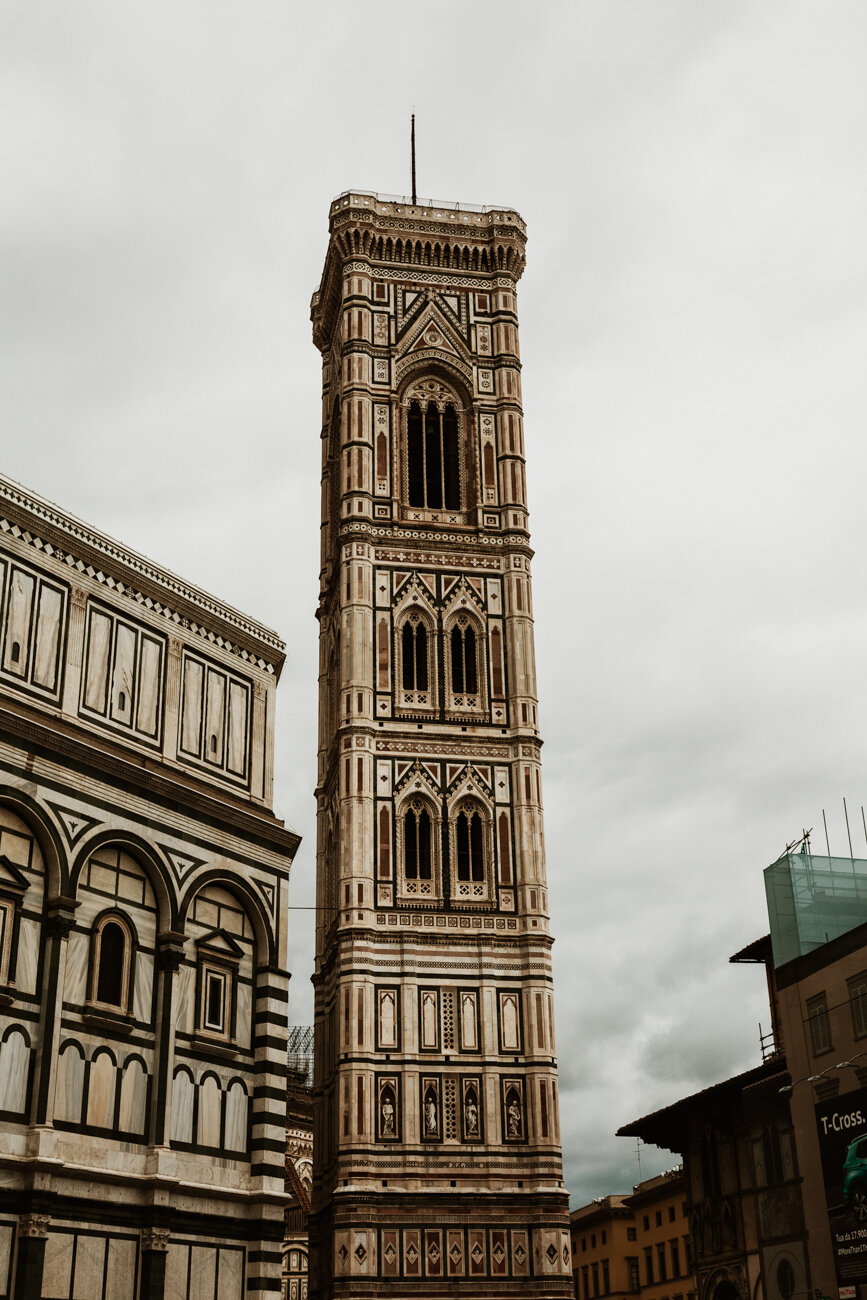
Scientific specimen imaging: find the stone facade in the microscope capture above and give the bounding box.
[0,474,299,1299]
[309,191,572,1297]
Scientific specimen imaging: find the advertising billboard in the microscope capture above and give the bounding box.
[815,1087,867,1285]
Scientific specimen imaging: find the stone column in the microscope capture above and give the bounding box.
[32,899,77,1127]
[139,1226,171,1300]
[150,933,185,1148]
[14,1212,50,1298]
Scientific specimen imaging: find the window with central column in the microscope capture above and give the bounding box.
[407,399,460,510]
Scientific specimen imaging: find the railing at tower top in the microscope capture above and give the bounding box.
[330,188,514,216]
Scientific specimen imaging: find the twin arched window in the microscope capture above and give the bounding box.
[407,400,460,511]
[397,798,490,903]
[397,611,482,712]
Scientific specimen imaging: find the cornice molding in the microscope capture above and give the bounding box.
[0,477,284,676]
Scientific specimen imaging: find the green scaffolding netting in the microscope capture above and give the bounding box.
[764,851,867,967]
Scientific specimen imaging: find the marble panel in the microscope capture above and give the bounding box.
[189,1246,216,1300]
[15,916,39,995]
[204,669,225,765]
[105,1235,137,1300]
[109,622,136,725]
[55,1043,85,1125]
[197,1075,221,1148]
[83,608,111,713]
[224,1080,247,1154]
[175,963,194,1033]
[235,982,251,1049]
[0,1028,29,1114]
[72,1233,106,1300]
[43,1232,74,1299]
[63,930,89,1005]
[217,1246,244,1299]
[119,1059,147,1136]
[133,953,153,1023]
[164,1243,189,1300]
[136,634,162,737]
[0,1223,11,1293]
[180,657,204,756]
[86,1052,116,1129]
[227,681,248,777]
[3,568,34,677]
[32,580,63,691]
[170,1069,194,1144]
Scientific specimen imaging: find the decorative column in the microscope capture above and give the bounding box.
[14,1212,51,1298]
[149,932,185,1149]
[139,1226,171,1300]
[32,899,78,1127]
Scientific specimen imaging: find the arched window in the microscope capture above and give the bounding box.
[396,796,440,904]
[404,803,432,881]
[456,807,484,882]
[406,398,460,511]
[401,619,428,692]
[96,923,125,1004]
[450,621,477,695]
[90,914,133,1012]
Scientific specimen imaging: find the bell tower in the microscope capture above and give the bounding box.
[309,190,572,1298]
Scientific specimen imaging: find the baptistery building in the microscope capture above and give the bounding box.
[0,474,298,1300]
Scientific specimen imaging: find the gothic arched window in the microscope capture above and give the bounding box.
[450,621,477,695]
[403,374,465,515]
[401,619,429,692]
[404,804,432,882]
[456,807,484,883]
[396,796,441,905]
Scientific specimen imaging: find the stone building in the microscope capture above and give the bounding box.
[618,941,806,1300]
[0,474,298,1298]
[309,190,572,1296]
[570,1169,696,1300]
[283,1026,314,1300]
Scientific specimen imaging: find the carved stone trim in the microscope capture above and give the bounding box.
[141,1227,171,1252]
[18,1213,50,1239]
[0,506,280,674]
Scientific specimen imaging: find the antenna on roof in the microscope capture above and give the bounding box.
[411,113,417,206]
[845,797,855,859]
[823,808,831,856]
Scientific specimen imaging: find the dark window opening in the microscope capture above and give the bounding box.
[407,400,460,510]
[96,921,126,1006]
[405,805,432,880]
[401,620,428,692]
[10,642,20,664]
[450,623,477,695]
[205,970,226,1031]
[456,808,484,882]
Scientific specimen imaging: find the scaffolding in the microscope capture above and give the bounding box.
[287,1026,313,1086]
[764,851,867,967]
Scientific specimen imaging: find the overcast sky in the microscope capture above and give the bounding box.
[4,0,867,1207]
